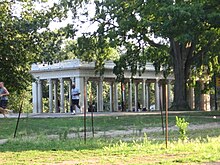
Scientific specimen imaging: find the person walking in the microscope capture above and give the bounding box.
[71,83,80,115]
[0,82,9,109]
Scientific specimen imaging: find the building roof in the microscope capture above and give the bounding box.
[30,59,174,81]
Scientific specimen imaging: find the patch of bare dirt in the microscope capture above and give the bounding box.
[0,139,8,145]
[65,122,220,139]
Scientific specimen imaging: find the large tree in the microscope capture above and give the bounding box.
[88,0,220,110]
[0,0,74,92]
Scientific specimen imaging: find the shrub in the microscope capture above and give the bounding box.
[176,116,189,141]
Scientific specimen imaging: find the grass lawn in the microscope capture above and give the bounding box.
[0,111,220,164]
[1,111,220,139]
[0,137,220,164]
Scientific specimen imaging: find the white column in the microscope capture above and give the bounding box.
[100,80,103,112]
[129,79,133,111]
[146,82,149,110]
[60,78,65,113]
[75,77,84,113]
[159,83,163,110]
[167,80,172,108]
[68,79,72,112]
[188,87,195,109]
[122,83,126,111]
[142,79,146,110]
[37,79,43,113]
[114,81,118,111]
[86,78,89,112]
[32,81,38,113]
[54,80,58,113]
[48,79,53,113]
[134,82,138,111]
[97,78,103,112]
[155,79,160,110]
[70,77,75,113]
[96,82,99,111]
[83,77,88,113]
[110,82,113,112]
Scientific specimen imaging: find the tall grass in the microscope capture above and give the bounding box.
[0,135,220,164]
[1,114,219,139]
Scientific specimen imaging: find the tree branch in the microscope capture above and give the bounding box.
[189,41,212,63]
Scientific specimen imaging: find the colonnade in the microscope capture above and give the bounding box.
[32,77,173,113]
[33,77,82,113]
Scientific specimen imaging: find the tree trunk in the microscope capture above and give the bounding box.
[170,40,191,111]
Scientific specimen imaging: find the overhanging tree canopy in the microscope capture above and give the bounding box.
[87,0,220,110]
[0,0,74,92]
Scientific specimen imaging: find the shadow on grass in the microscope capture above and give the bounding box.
[0,138,110,152]
[2,126,220,153]
[1,111,220,152]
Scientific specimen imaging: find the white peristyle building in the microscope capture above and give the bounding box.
[30,59,174,113]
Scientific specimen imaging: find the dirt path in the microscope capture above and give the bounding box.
[0,139,8,145]
[1,110,211,119]
[46,122,220,140]
[1,122,219,144]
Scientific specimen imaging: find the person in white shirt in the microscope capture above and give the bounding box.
[71,83,80,114]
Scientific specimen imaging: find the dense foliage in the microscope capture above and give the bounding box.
[0,0,74,92]
[1,0,220,111]
[87,0,220,110]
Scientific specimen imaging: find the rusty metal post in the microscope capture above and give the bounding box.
[14,100,24,138]
[83,77,87,144]
[214,73,217,111]
[159,83,165,135]
[165,84,169,148]
[91,105,94,137]
[89,88,94,137]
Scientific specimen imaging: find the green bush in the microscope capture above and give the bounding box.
[176,116,189,141]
